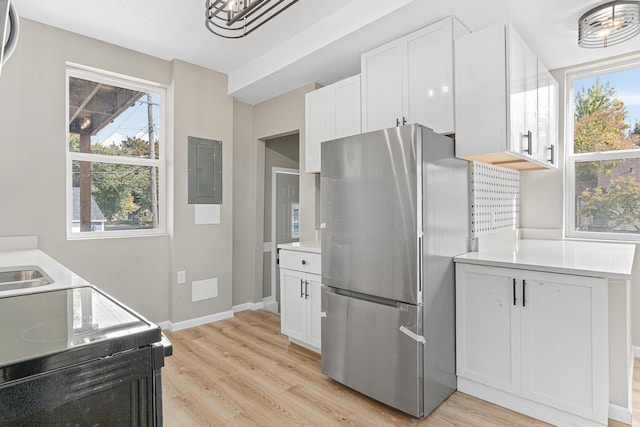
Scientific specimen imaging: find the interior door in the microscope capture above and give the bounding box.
[274,170,299,311]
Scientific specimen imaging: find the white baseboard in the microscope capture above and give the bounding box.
[232,301,265,313]
[609,403,632,425]
[633,346,640,358]
[457,377,607,427]
[161,310,234,332]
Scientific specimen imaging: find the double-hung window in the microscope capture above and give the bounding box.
[66,66,166,238]
[566,57,640,240]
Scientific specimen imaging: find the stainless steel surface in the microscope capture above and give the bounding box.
[321,287,424,417]
[0,0,19,69]
[321,125,421,305]
[0,266,53,289]
[320,124,469,418]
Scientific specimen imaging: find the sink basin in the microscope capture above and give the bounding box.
[0,267,53,290]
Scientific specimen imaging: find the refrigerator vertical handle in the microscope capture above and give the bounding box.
[418,234,423,293]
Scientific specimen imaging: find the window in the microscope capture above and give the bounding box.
[66,67,165,238]
[566,57,640,240]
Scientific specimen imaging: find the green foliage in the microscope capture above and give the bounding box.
[72,136,158,225]
[578,176,640,231]
[574,77,640,233]
[574,78,638,154]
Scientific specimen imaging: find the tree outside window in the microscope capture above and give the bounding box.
[67,68,165,238]
[571,67,640,237]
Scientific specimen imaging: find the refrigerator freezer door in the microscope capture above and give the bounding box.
[321,287,424,417]
[321,125,421,304]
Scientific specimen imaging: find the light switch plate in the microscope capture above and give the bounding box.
[177,270,186,284]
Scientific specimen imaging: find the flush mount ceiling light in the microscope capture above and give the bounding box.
[579,1,640,48]
[205,0,300,39]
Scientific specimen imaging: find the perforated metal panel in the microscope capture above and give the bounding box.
[470,162,520,239]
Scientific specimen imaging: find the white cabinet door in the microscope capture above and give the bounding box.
[456,264,520,394]
[280,268,307,342]
[304,89,330,174]
[306,273,322,350]
[304,75,361,174]
[536,61,558,166]
[507,28,538,158]
[332,75,361,140]
[361,42,403,132]
[405,18,455,134]
[520,271,608,423]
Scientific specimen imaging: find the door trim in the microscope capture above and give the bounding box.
[271,167,299,312]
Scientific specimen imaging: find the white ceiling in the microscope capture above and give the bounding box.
[12,0,640,105]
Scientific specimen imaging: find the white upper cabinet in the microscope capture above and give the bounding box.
[361,17,469,135]
[455,24,558,170]
[304,75,361,174]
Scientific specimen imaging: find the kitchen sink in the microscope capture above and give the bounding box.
[0,267,53,291]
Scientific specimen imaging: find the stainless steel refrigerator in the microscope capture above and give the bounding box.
[320,124,469,418]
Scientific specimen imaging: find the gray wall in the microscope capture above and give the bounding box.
[232,84,318,306]
[0,19,234,324]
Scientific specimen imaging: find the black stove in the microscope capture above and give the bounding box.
[0,286,171,426]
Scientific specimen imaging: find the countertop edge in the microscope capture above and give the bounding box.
[277,241,321,254]
[453,256,632,280]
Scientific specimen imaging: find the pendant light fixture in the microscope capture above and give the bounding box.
[205,0,299,39]
[579,1,640,48]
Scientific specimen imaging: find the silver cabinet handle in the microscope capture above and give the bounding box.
[547,144,555,164]
[300,279,304,298]
[523,130,532,154]
[305,280,309,299]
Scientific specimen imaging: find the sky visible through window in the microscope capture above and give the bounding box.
[92,95,160,146]
[574,67,640,131]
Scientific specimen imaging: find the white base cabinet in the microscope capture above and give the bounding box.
[279,249,321,352]
[456,263,608,426]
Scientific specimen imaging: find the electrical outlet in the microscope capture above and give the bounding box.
[177,270,186,284]
[263,242,272,252]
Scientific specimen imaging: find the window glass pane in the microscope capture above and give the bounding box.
[71,161,160,233]
[68,76,160,159]
[573,68,640,154]
[575,158,640,234]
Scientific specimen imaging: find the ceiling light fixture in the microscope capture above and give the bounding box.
[205,0,299,39]
[579,1,640,48]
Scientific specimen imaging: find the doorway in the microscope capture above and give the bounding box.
[262,134,299,314]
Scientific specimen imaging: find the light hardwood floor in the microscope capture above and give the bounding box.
[162,310,635,426]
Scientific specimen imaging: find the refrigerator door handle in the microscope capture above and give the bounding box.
[399,326,426,344]
[418,234,423,293]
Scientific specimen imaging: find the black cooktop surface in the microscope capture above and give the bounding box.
[0,286,161,384]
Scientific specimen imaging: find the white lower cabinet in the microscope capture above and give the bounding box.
[456,263,608,426]
[279,249,321,352]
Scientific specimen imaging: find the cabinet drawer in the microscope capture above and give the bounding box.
[280,250,321,275]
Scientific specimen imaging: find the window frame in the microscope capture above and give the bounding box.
[65,65,167,240]
[565,55,640,241]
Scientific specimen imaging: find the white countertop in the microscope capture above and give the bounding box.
[0,237,89,297]
[277,240,321,254]
[455,239,636,280]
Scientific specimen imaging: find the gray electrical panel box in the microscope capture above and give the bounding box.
[188,136,222,204]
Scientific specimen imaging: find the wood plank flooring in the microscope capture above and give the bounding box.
[162,310,633,426]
